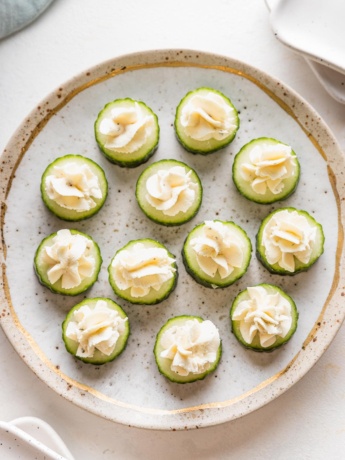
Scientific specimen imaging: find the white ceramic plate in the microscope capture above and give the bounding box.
[265,0,345,104]
[1,50,344,430]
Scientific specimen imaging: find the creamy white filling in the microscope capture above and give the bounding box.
[145,165,197,216]
[111,242,176,298]
[98,102,155,154]
[232,286,292,348]
[43,229,95,289]
[45,162,102,212]
[190,220,244,279]
[240,142,296,195]
[65,300,127,358]
[180,92,236,141]
[160,319,220,376]
[262,209,317,272]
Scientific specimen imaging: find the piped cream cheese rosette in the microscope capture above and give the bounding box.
[230,284,298,352]
[34,229,102,295]
[136,159,203,226]
[154,315,222,383]
[182,220,252,288]
[94,98,159,167]
[256,207,325,275]
[108,238,178,305]
[62,298,130,364]
[232,138,300,204]
[174,87,239,154]
[41,155,108,221]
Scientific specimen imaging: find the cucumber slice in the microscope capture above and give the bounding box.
[154,315,222,383]
[41,154,108,221]
[62,297,130,365]
[182,220,252,288]
[174,87,239,154]
[94,98,159,167]
[108,238,177,305]
[135,159,203,226]
[232,137,300,204]
[256,207,325,275]
[230,284,298,352]
[34,229,102,296]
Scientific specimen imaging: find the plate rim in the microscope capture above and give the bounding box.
[1,48,345,430]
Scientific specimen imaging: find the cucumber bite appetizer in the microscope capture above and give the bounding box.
[230,284,298,352]
[174,87,239,154]
[135,159,203,226]
[256,207,325,275]
[41,154,108,221]
[94,98,159,167]
[182,220,252,288]
[154,315,221,383]
[108,238,177,304]
[232,137,300,204]
[62,297,129,364]
[34,229,102,296]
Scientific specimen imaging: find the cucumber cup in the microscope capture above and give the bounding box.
[182,220,252,288]
[230,284,298,352]
[135,159,203,226]
[174,87,239,154]
[41,155,108,221]
[108,238,177,305]
[232,137,300,204]
[62,297,130,364]
[154,315,222,383]
[94,98,159,167]
[34,229,102,296]
[256,207,325,275]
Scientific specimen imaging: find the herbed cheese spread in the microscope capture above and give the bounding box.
[160,319,220,376]
[240,142,296,195]
[98,102,155,154]
[45,162,102,212]
[232,286,292,348]
[43,229,95,289]
[262,209,316,272]
[180,91,236,141]
[145,165,197,216]
[65,299,127,358]
[111,242,176,298]
[190,221,244,279]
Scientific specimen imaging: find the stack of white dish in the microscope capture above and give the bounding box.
[266,0,345,103]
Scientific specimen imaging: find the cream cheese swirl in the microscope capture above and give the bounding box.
[232,286,292,348]
[98,102,155,154]
[262,209,317,272]
[180,91,236,141]
[190,221,244,279]
[145,166,196,216]
[111,242,176,298]
[160,319,220,376]
[65,300,127,358]
[43,229,95,289]
[240,142,296,195]
[45,162,102,212]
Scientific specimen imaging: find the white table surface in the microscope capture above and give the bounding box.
[1,0,345,458]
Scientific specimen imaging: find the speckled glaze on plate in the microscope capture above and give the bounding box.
[0,49,344,430]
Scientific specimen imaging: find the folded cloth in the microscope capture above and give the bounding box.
[0,0,54,39]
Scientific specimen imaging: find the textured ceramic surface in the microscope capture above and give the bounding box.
[0,49,344,430]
